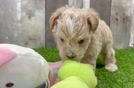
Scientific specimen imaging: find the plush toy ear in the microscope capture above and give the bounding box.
[49,6,68,31]
[86,9,99,32]
[0,47,16,66]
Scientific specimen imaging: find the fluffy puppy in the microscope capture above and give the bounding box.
[49,6,118,72]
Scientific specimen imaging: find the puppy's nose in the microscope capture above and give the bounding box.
[66,52,76,59]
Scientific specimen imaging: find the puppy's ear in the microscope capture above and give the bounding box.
[86,9,99,32]
[49,7,67,31]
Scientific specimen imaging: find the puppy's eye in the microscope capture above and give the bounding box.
[78,39,84,44]
[60,38,64,42]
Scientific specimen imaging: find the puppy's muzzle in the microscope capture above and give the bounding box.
[66,52,76,59]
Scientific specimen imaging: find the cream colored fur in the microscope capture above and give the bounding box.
[50,6,118,72]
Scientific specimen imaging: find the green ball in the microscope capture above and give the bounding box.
[51,76,89,88]
[58,60,97,88]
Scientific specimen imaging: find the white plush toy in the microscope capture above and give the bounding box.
[0,44,49,88]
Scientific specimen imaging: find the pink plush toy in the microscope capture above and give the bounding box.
[49,61,63,86]
[0,44,49,88]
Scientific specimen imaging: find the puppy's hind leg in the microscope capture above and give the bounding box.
[103,44,118,72]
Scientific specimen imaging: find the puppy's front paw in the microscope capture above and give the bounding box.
[105,64,118,72]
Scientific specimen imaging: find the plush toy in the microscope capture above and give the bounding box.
[49,61,63,86]
[52,60,97,88]
[0,44,49,88]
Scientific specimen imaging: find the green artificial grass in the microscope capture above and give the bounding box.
[35,48,134,88]
[35,48,60,62]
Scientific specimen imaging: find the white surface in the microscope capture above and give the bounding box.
[0,44,49,88]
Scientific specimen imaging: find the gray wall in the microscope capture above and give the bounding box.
[0,0,20,45]
[0,0,133,48]
[129,1,134,47]
[45,0,68,48]
[0,0,45,48]
[110,0,133,48]
[90,0,111,26]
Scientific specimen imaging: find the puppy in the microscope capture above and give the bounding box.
[49,6,118,72]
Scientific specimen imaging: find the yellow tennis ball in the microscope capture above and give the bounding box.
[58,60,97,88]
[51,76,88,88]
